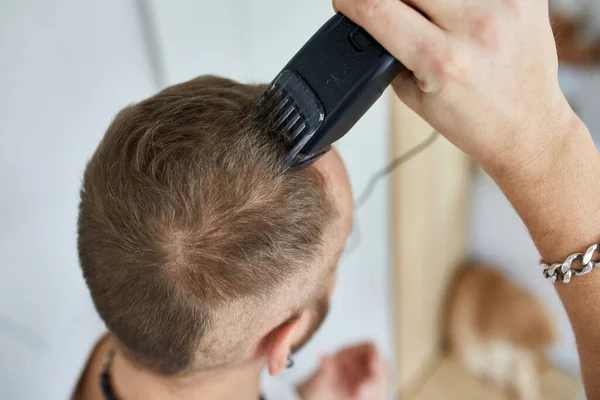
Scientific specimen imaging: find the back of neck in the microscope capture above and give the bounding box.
[110,348,263,400]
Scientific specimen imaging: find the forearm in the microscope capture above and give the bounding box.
[487,113,600,396]
[490,114,600,261]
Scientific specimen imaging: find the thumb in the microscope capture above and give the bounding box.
[319,355,336,376]
[353,381,376,400]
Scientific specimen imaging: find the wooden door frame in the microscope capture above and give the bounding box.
[389,95,472,396]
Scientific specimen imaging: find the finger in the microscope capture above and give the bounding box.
[365,351,387,385]
[403,0,465,29]
[350,344,378,379]
[333,0,448,76]
[358,343,377,361]
[320,355,333,372]
[392,72,425,116]
[354,381,376,400]
[362,344,382,377]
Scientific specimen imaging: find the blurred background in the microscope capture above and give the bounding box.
[1,1,599,399]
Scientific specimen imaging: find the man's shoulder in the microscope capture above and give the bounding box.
[72,333,112,400]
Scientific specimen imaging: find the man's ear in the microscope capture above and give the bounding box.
[266,313,307,376]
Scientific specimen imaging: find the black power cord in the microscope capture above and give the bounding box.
[344,130,440,257]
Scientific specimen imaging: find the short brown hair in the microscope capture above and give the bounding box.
[78,76,333,375]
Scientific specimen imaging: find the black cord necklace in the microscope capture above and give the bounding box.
[100,348,119,400]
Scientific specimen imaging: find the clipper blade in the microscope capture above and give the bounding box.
[259,70,325,167]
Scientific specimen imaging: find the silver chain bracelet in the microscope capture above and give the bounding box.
[541,244,600,283]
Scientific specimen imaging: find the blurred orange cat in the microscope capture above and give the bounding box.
[446,264,555,400]
[551,11,600,65]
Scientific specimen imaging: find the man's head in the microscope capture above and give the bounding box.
[78,76,353,377]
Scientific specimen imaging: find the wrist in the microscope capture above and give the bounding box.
[484,105,600,262]
[483,104,589,185]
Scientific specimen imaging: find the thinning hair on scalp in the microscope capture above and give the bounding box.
[77,76,334,375]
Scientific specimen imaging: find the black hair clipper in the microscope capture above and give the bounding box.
[259,13,404,169]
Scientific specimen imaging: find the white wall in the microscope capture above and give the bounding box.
[0,1,156,398]
[149,0,396,386]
